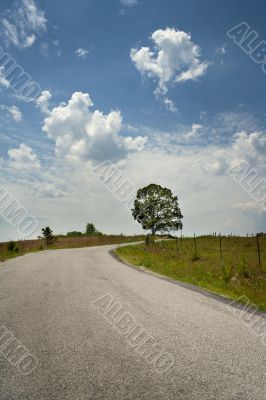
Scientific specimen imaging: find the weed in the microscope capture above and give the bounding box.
[191,251,200,261]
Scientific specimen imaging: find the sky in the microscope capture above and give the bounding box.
[0,0,266,240]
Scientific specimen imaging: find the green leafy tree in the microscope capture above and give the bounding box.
[132,184,183,235]
[85,223,96,235]
[42,227,55,247]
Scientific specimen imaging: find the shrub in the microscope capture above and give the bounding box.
[67,231,83,237]
[7,241,16,252]
[191,251,200,261]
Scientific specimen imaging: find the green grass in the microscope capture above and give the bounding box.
[115,236,266,311]
[0,235,146,262]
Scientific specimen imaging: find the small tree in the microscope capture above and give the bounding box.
[132,184,183,236]
[85,223,96,235]
[42,227,55,247]
[7,241,16,252]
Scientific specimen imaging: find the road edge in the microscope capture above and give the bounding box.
[110,249,266,317]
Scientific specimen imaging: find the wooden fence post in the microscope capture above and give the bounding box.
[256,235,261,269]
[175,238,178,253]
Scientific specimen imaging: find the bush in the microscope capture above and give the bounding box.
[191,251,200,261]
[67,231,83,237]
[7,241,16,252]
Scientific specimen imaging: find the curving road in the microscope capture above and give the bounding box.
[0,244,265,399]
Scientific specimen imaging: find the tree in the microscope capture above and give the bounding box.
[132,184,183,235]
[85,223,96,235]
[41,227,55,247]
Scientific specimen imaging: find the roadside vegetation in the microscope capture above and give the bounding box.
[2,181,265,312]
[116,236,266,311]
[0,221,146,262]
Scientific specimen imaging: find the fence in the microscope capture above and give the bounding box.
[147,234,266,271]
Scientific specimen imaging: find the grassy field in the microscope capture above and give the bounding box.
[0,234,146,262]
[115,236,266,311]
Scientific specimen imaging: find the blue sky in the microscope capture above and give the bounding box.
[0,0,266,240]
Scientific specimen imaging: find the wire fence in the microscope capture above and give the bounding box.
[147,234,266,272]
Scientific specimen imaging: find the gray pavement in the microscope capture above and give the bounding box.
[0,244,265,399]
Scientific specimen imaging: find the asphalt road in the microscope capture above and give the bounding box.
[0,244,265,400]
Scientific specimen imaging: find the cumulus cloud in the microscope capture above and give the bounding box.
[8,143,41,170]
[184,124,204,141]
[0,105,22,121]
[8,106,22,121]
[36,90,52,113]
[131,27,208,110]
[141,115,266,178]
[75,48,89,59]
[231,131,266,165]
[203,151,229,175]
[1,115,266,240]
[124,136,147,151]
[203,131,266,176]
[42,92,147,163]
[1,0,47,49]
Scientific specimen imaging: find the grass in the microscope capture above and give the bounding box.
[115,236,266,311]
[0,234,146,262]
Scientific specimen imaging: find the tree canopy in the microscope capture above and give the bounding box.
[41,226,55,247]
[132,184,183,235]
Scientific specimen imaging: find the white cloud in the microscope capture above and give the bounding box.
[204,151,229,175]
[0,67,11,88]
[215,45,227,55]
[8,143,41,170]
[142,122,206,151]
[175,61,208,83]
[8,106,22,121]
[32,181,67,198]
[131,27,208,110]
[185,123,204,140]
[124,136,147,151]
[42,92,147,162]
[163,97,178,113]
[231,202,263,212]
[36,90,52,114]
[202,130,266,176]
[1,120,266,240]
[120,0,138,7]
[40,42,49,57]
[0,105,22,122]
[231,131,266,165]
[1,105,265,241]
[75,48,89,59]
[1,0,47,49]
